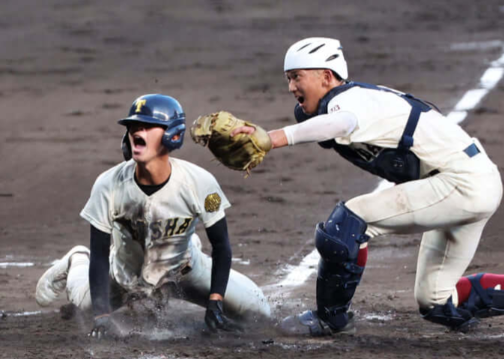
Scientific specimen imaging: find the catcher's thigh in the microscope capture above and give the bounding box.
[177,237,271,319]
[345,168,502,238]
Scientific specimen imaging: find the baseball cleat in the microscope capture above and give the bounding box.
[35,245,89,307]
[279,310,356,337]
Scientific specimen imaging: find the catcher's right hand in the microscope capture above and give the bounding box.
[190,111,272,175]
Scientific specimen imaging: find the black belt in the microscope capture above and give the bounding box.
[463,143,480,157]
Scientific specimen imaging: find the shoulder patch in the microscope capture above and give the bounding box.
[204,193,221,213]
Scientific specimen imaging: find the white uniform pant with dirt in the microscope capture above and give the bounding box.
[65,253,92,309]
[176,236,271,319]
[58,235,271,318]
[345,153,503,309]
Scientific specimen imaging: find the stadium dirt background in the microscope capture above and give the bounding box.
[1,0,504,358]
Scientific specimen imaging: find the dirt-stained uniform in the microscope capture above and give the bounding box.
[76,157,270,316]
[36,95,271,329]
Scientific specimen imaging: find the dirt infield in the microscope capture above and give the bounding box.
[1,1,504,358]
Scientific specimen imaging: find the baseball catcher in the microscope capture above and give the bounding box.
[230,37,504,336]
[190,111,272,175]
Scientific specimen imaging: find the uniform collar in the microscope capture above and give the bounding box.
[317,81,355,115]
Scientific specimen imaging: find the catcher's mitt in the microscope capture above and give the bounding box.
[190,111,272,175]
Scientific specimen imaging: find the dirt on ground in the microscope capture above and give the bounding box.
[1,1,504,358]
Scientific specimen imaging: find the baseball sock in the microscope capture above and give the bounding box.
[357,246,368,268]
[456,273,504,305]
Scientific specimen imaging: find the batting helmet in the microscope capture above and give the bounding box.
[284,37,348,80]
[118,94,186,161]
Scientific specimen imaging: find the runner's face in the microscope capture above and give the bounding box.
[128,123,168,163]
[285,69,328,115]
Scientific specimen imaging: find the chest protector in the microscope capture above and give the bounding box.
[295,82,437,184]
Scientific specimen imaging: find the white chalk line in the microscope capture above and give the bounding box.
[269,46,504,291]
[0,262,34,268]
[1,309,59,317]
[363,313,394,321]
[447,52,504,124]
[232,257,250,265]
[450,40,503,51]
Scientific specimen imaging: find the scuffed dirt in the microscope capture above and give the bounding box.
[1,0,504,358]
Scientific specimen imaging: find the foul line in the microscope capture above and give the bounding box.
[273,47,504,289]
[0,262,34,268]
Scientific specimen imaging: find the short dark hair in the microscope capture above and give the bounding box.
[331,70,343,82]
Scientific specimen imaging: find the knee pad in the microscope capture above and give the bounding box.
[315,202,369,263]
[461,273,504,318]
[314,202,369,330]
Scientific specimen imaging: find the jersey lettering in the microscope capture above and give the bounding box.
[164,218,179,237]
[150,220,163,240]
[175,218,193,235]
[128,217,193,242]
[130,219,147,240]
[329,104,341,113]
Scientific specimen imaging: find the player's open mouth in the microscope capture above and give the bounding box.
[297,96,305,104]
[133,135,146,148]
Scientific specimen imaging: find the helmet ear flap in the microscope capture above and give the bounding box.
[162,123,186,151]
[121,132,132,161]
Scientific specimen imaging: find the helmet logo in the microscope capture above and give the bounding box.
[135,99,147,113]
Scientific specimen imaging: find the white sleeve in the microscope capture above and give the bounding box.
[283,111,358,145]
[80,171,114,234]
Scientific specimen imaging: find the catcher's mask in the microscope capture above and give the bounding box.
[118,94,186,161]
[284,37,348,80]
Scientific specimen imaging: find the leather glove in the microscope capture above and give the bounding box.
[205,300,243,333]
[191,111,272,176]
[88,314,112,339]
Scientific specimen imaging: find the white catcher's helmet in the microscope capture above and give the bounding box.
[284,37,348,80]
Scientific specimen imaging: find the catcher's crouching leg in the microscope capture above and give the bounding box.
[280,202,369,336]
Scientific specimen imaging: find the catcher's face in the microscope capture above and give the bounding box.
[127,122,169,163]
[285,69,330,115]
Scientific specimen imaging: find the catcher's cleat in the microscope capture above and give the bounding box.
[35,245,90,307]
[420,296,480,332]
[462,273,504,319]
[279,310,356,337]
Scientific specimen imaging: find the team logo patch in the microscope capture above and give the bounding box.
[204,193,221,212]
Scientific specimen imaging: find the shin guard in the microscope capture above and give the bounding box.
[315,202,369,330]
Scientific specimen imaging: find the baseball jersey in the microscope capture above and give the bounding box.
[80,157,230,288]
[323,85,490,177]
